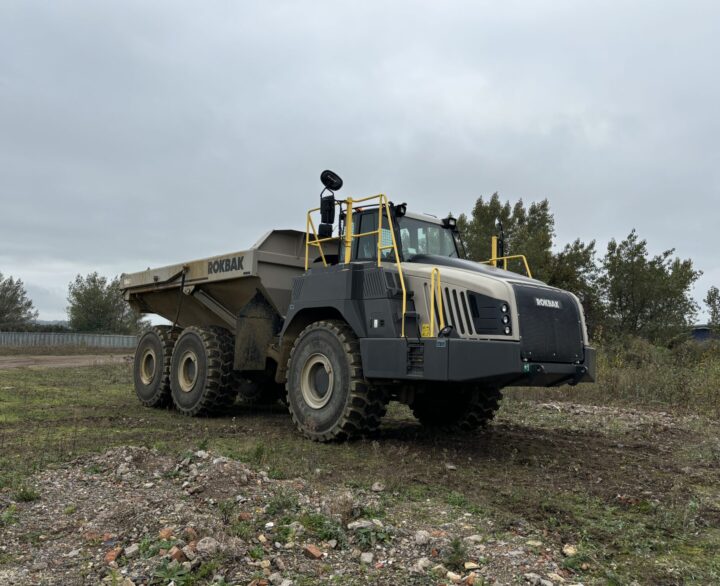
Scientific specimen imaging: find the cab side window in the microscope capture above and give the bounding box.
[356,212,378,260]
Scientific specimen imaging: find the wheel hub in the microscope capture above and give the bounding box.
[178,350,199,393]
[300,353,334,409]
[139,348,156,385]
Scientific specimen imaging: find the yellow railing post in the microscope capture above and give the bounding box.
[305,214,310,270]
[491,236,498,267]
[344,198,353,264]
[429,268,445,337]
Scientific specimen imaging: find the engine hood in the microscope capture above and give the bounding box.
[406,254,541,285]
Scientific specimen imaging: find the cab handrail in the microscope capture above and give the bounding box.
[305,194,409,337]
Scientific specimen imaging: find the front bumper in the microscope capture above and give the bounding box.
[360,338,596,387]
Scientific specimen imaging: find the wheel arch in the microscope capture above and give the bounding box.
[276,306,354,383]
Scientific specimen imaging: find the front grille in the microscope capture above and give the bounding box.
[426,285,504,337]
[513,283,584,363]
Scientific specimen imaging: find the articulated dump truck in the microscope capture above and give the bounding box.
[122,171,595,441]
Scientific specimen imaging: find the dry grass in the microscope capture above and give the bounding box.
[511,337,720,416]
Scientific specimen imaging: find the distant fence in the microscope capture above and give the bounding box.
[0,331,138,349]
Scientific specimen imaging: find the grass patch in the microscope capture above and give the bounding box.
[266,488,299,516]
[299,513,347,547]
[13,486,40,502]
[0,505,18,527]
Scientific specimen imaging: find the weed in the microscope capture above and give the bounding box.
[444,491,468,508]
[444,537,468,572]
[13,486,40,502]
[195,558,221,580]
[0,505,18,527]
[357,503,386,519]
[139,536,175,559]
[63,504,77,515]
[217,499,237,525]
[248,546,265,560]
[245,442,268,466]
[266,488,298,516]
[230,520,254,540]
[153,559,191,584]
[274,523,294,544]
[299,513,347,547]
[354,526,391,551]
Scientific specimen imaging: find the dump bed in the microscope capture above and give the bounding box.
[121,230,322,328]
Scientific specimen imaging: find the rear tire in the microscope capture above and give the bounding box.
[286,320,386,442]
[170,326,236,416]
[412,385,502,431]
[133,326,179,408]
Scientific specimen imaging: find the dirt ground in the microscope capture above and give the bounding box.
[0,354,131,370]
[0,363,719,585]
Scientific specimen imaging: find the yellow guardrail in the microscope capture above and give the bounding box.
[481,235,533,278]
[428,267,445,337]
[305,194,409,337]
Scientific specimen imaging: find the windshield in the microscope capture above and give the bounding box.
[397,217,459,259]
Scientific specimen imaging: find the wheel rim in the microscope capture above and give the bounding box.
[178,350,199,393]
[139,348,156,385]
[300,353,334,409]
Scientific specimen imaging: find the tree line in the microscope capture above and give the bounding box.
[1,193,719,341]
[457,193,719,343]
[0,272,145,335]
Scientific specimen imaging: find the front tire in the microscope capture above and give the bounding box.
[285,320,386,442]
[412,385,502,431]
[170,326,236,416]
[133,326,179,408]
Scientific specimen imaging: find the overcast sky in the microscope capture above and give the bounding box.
[1,0,718,321]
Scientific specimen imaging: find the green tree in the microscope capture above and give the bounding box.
[705,286,720,326]
[67,272,145,334]
[598,230,700,343]
[457,193,554,281]
[546,239,604,335]
[0,273,38,329]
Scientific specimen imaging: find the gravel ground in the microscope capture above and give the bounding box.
[0,446,584,586]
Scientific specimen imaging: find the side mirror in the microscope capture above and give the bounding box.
[320,170,343,192]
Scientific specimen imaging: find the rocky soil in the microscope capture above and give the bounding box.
[0,446,586,586]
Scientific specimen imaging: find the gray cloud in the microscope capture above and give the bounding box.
[1,0,718,320]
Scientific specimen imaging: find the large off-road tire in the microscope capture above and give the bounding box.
[411,385,502,431]
[170,326,236,416]
[133,326,180,408]
[285,320,387,442]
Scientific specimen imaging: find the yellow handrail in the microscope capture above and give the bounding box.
[481,254,533,278]
[429,267,445,337]
[305,194,409,337]
[485,236,532,277]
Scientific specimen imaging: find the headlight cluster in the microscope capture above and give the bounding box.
[501,303,511,335]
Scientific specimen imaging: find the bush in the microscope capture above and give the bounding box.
[510,335,720,415]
